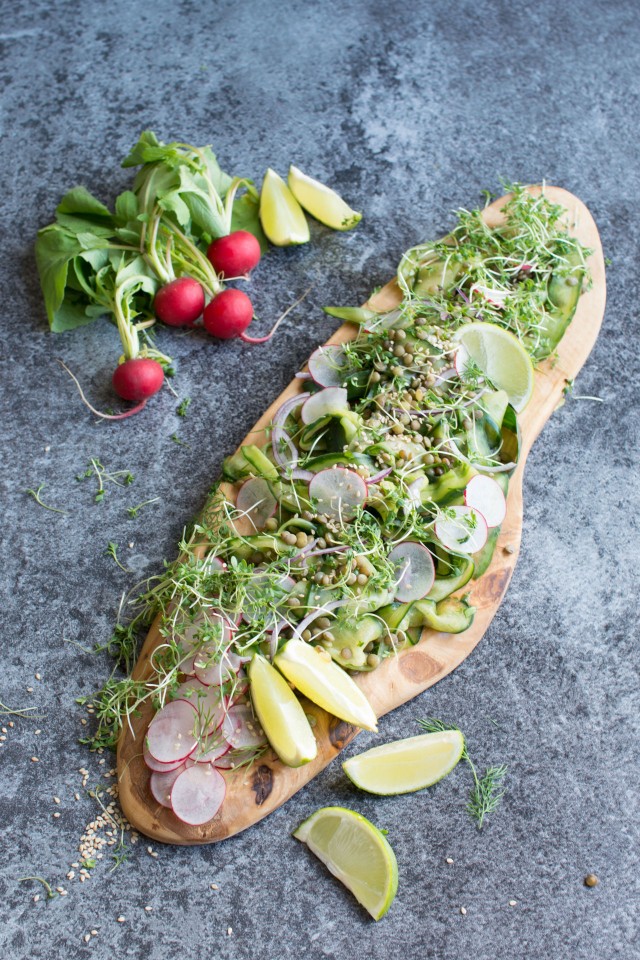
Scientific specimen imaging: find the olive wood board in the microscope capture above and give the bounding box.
[117,186,606,845]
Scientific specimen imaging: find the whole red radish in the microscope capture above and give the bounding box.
[203,289,254,339]
[112,358,165,402]
[206,231,261,278]
[154,277,204,326]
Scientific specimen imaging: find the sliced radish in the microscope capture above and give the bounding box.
[464,474,506,528]
[309,467,367,521]
[308,345,348,387]
[195,649,243,688]
[170,764,226,825]
[174,680,226,733]
[388,541,435,602]
[435,505,488,554]
[203,555,226,574]
[187,735,231,764]
[214,753,236,770]
[301,387,349,425]
[236,477,277,531]
[150,764,186,808]
[433,366,457,387]
[143,743,187,773]
[146,700,198,764]
[221,703,267,749]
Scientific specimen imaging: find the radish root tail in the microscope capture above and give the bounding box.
[56,359,148,420]
[240,285,314,344]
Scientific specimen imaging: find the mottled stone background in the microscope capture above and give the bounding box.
[0,0,638,957]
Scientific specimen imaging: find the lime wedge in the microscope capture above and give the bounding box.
[294,806,398,920]
[248,654,317,767]
[259,168,310,246]
[342,730,464,795]
[455,321,535,412]
[288,165,362,231]
[274,639,377,731]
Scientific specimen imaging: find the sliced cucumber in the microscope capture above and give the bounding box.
[426,556,474,602]
[222,444,279,482]
[327,615,384,669]
[412,596,475,634]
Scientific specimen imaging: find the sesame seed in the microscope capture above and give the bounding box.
[91,930,98,936]
[144,906,152,913]
[35,673,42,681]
[31,756,39,762]
[509,899,517,906]
[84,934,91,943]
[53,796,61,804]
[227,927,233,936]
[53,812,61,819]
[117,916,125,923]
[33,895,40,903]
[446,857,454,864]
[26,687,34,693]
[460,907,467,915]
[210,883,218,890]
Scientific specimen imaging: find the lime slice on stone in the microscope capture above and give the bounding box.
[288,165,362,231]
[455,321,534,412]
[274,639,377,732]
[248,654,317,767]
[294,806,398,920]
[342,730,464,795]
[259,168,310,247]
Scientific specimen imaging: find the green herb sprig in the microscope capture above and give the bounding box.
[417,717,508,829]
[26,483,68,515]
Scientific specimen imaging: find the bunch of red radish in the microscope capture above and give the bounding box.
[112,231,263,405]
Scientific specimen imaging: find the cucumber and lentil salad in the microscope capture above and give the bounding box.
[98,185,590,826]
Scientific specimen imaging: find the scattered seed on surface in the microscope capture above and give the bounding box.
[117,916,125,923]
[35,673,42,681]
[26,687,34,693]
[503,544,515,554]
[460,907,467,915]
[144,906,152,912]
[84,934,91,943]
[584,873,599,887]
[509,900,517,906]
[446,857,454,864]
[31,756,39,762]
[227,927,233,936]
[210,883,218,890]
[53,812,61,819]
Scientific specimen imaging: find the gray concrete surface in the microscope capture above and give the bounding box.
[0,0,638,957]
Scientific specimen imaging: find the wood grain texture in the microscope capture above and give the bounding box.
[117,186,606,845]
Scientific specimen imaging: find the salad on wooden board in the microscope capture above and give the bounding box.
[94,184,604,840]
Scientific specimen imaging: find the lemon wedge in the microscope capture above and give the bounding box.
[342,730,464,795]
[288,164,362,231]
[259,168,310,246]
[274,639,377,731]
[248,654,317,767]
[455,321,535,412]
[294,806,398,920]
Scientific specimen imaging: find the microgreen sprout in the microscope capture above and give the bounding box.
[26,483,68,515]
[127,497,160,519]
[106,542,131,573]
[77,458,135,503]
[176,397,191,417]
[19,876,58,900]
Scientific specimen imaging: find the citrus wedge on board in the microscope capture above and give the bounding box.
[455,321,534,412]
[248,654,317,767]
[274,639,377,731]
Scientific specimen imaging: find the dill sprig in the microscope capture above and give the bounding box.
[417,717,508,829]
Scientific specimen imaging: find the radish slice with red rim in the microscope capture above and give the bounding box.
[194,648,243,688]
[146,700,198,764]
[308,345,348,387]
[301,387,349,425]
[236,477,277,531]
[464,474,506,528]
[170,764,226,825]
[435,505,488,554]
[187,735,231,765]
[173,680,226,733]
[143,744,187,773]
[309,467,367,521]
[150,764,186,808]
[213,753,236,770]
[388,541,435,602]
[221,703,267,749]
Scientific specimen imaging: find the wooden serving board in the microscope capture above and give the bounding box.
[117,186,606,845]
